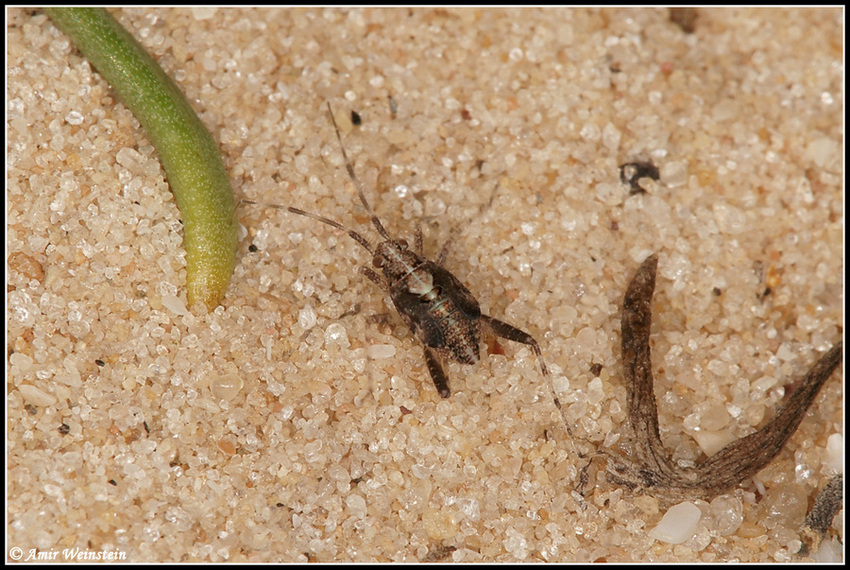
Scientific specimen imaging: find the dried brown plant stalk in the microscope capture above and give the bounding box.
[587,254,843,503]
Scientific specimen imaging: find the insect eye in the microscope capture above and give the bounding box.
[397,239,408,250]
[372,255,384,268]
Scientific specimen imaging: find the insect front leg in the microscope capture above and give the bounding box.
[480,314,548,376]
[436,226,457,266]
[413,223,424,256]
[360,266,386,288]
[435,182,498,266]
[423,346,451,398]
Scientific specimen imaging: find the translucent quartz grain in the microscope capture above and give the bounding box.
[650,502,702,544]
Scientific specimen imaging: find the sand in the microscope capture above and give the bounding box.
[7,7,843,562]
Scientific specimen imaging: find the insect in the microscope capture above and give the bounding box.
[244,102,548,398]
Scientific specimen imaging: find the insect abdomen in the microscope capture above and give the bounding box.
[427,296,479,365]
[390,271,480,365]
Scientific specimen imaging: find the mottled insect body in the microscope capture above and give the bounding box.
[382,250,482,375]
[246,102,547,398]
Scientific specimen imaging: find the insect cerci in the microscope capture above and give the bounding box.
[244,102,548,398]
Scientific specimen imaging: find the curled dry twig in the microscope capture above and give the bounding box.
[578,254,843,503]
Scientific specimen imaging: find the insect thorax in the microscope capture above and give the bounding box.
[375,243,433,294]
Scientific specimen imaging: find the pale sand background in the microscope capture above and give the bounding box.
[7,7,843,562]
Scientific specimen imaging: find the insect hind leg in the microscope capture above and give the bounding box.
[480,314,548,376]
[479,314,590,486]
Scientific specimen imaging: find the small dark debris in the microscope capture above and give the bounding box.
[276,502,286,508]
[25,403,38,415]
[400,405,413,415]
[95,359,105,367]
[59,423,70,435]
[108,479,118,486]
[351,110,362,126]
[338,303,362,319]
[590,363,603,377]
[669,8,698,33]
[461,108,471,121]
[610,220,619,231]
[248,243,259,253]
[758,287,771,300]
[351,477,363,485]
[143,421,150,434]
[421,544,457,562]
[752,260,765,282]
[712,287,723,297]
[388,95,398,118]
[620,161,660,195]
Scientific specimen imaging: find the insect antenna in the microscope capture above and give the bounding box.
[325,102,393,242]
[240,199,374,255]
